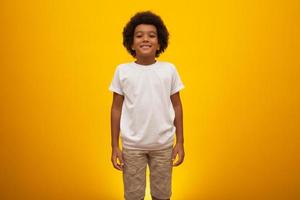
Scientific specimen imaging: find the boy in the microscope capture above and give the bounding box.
[109,11,185,200]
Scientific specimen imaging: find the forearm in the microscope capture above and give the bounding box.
[173,104,184,144]
[111,107,122,148]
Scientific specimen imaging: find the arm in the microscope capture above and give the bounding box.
[170,92,185,166]
[110,92,124,171]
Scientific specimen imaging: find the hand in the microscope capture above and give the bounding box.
[111,147,124,171]
[172,143,185,167]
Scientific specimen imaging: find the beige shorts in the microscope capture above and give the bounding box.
[122,145,173,200]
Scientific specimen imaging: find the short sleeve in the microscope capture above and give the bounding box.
[108,66,124,95]
[170,65,185,95]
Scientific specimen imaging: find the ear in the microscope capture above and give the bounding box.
[158,43,161,50]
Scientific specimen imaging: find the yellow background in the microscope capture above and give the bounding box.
[1,0,299,199]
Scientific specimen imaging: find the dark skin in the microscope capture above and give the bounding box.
[110,92,124,171]
[111,23,184,200]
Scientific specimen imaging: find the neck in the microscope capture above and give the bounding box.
[135,56,156,65]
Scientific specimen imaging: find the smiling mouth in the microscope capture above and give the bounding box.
[140,45,152,49]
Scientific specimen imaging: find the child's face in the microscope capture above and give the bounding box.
[131,24,160,59]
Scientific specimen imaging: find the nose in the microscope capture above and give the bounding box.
[142,35,149,42]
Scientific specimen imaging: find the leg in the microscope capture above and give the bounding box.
[122,148,148,200]
[151,196,170,200]
[148,146,173,200]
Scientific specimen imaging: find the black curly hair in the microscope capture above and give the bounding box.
[122,11,169,58]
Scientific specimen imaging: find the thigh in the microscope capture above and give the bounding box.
[148,146,173,199]
[122,148,148,200]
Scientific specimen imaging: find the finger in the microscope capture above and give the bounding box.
[172,150,177,161]
[117,151,124,170]
[117,157,124,170]
[112,156,122,171]
[173,159,182,166]
[114,162,122,171]
[173,155,184,166]
[118,153,124,166]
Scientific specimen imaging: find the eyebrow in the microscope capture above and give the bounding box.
[134,31,157,34]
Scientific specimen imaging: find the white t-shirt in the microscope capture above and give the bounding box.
[109,60,184,150]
